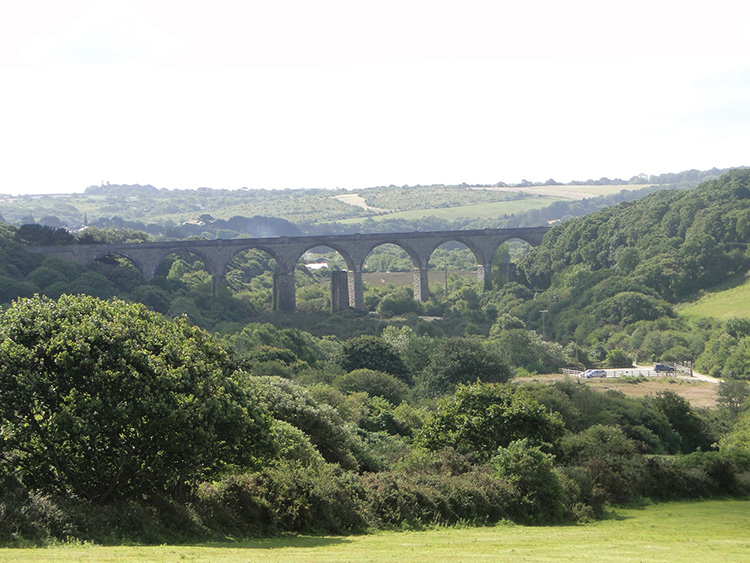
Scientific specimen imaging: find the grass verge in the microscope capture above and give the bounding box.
[3,499,748,562]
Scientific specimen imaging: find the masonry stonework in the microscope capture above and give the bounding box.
[30,227,549,313]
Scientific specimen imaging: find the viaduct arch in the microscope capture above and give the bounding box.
[29,227,549,312]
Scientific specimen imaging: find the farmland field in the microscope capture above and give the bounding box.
[3,499,748,562]
[478,183,654,199]
[334,197,565,224]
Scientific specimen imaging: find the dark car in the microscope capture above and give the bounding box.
[654,364,675,372]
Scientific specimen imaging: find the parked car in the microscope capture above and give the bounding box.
[654,364,675,372]
[581,369,607,378]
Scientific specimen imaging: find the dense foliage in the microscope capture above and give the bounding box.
[0,295,276,502]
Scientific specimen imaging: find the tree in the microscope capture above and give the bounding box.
[649,391,715,453]
[490,329,564,373]
[337,335,409,383]
[717,380,750,417]
[605,348,632,368]
[0,295,276,502]
[417,338,513,397]
[15,224,75,246]
[416,383,565,461]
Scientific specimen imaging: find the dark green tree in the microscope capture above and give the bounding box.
[0,295,276,502]
[417,338,513,397]
[648,391,716,453]
[337,335,409,383]
[416,383,565,461]
[15,224,75,246]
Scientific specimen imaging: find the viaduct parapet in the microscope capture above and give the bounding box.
[29,227,549,312]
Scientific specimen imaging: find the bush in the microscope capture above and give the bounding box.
[361,469,514,528]
[240,375,360,469]
[335,368,408,405]
[559,425,648,503]
[196,462,368,536]
[490,439,566,524]
[337,335,410,383]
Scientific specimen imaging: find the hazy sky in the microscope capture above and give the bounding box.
[2,0,750,195]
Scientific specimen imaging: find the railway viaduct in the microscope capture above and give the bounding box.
[29,227,549,313]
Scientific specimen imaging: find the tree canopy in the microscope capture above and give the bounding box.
[0,294,276,502]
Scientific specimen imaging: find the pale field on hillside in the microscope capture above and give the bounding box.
[519,375,719,408]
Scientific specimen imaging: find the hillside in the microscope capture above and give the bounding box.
[504,167,750,377]
[0,168,730,238]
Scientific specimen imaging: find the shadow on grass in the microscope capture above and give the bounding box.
[203,536,355,550]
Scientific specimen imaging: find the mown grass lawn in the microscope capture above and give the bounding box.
[3,499,749,562]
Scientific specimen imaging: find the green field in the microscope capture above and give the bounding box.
[678,277,750,320]
[3,499,748,562]
[334,197,566,224]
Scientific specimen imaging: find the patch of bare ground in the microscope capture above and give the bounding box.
[516,375,719,408]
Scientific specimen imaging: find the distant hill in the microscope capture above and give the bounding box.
[0,167,738,239]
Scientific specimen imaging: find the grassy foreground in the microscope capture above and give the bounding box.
[3,499,749,562]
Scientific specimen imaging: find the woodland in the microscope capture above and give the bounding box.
[1,168,750,545]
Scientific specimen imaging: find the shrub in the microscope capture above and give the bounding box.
[196,462,368,536]
[335,368,408,405]
[240,375,360,469]
[490,439,566,524]
[337,335,410,382]
[362,468,514,528]
[559,425,648,503]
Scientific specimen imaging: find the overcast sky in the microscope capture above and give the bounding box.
[1,0,750,195]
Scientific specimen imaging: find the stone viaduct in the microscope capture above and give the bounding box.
[29,227,549,313]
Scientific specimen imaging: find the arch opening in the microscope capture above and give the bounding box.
[359,242,423,316]
[295,245,351,313]
[427,241,480,299]
[490,238,533,287]
[226,248,281,313]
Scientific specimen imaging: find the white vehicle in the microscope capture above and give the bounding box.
[581,369,607,378]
